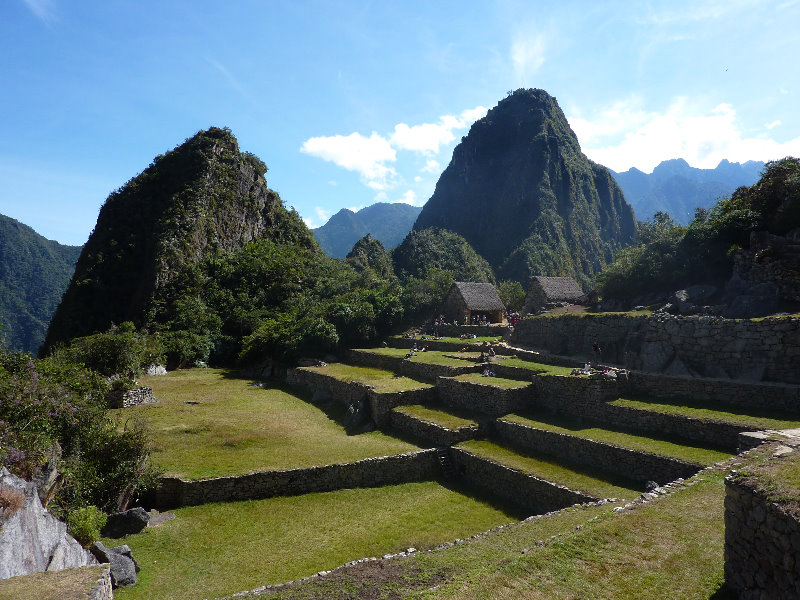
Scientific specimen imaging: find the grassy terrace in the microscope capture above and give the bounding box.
[453,372,532,389]
[392,334,503,345]
[612,396,800,431]
[356,347,479,367]
[393,404,481,430]
[127,369,418,480]
[491,356,576,376]
[109,482,519,600]
[301,363,432,393]
[501,413,732,466]
[0,566,109,600]
[457,440,642,500]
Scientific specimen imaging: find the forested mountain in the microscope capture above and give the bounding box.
[43,126,315,353]
[391,228,495,283]
[413,88,637,288]
[611,159,764,224]
[313,203,422,257]
[0,214,81,353]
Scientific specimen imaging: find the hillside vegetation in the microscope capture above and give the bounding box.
[0,214,81,354]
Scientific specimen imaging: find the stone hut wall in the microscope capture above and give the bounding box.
[436,376,534,417]
[493,419,700,485]
[155,449,440,509]
[510,313,800,384]
[725,473,800,598]
[449,447,595,513]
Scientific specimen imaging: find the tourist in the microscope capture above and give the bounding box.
[592,341,602,363]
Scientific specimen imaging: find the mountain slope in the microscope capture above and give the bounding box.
[43,126,314,351]
[0,215,82,353]
[612,159,764,224]
[413,88,637,287]
[313,203,422,257]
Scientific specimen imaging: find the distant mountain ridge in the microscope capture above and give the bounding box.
[413,88,637,287]
[611,159,764,224]
[312,203,422,257]
[0,214,82,353]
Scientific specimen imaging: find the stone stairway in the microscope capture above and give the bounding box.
[435,447,456,480]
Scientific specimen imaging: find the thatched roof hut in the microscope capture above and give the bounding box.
[444,282,506,324]
[522,276,584,315]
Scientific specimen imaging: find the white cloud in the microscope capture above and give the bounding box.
[511,33,546,83]
[301,131,398,190]
[390,107,486,155]
[765,120,782,130]
[23,0,58,25]
[414,176,423,183]
[398,190,418,205]
[570,97,800,172]
[421,159,441,174]
[315,206,331,222]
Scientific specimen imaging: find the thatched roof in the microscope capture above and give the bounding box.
[451,282,506,311]
[529,276,583,301]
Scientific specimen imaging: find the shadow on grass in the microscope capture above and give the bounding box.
[708,583,737,599]
[436,477,531,522]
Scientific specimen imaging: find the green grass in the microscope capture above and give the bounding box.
[392,335,503,345]
[109,482,518,600]
[612,396,800,431]
[492,356,576,376]
[394,404,480,430]
[0,566,109,600]
[501,413,732,466]
[126,369,418,479]
[301,363,433,393]
[453,372,532,389]
[456,440,642,500]
[357,347,478,367]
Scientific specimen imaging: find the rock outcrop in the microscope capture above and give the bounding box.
[0,467,96,580]
[412,88,637,286]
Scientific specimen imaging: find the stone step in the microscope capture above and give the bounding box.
[435,447,456,480]
[345,348,480,381]
[494,412,729,486]
[454,439,642,502]
[390,404,482,447]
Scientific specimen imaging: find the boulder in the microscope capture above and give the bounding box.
[101,507,150,538]
[145,364,167,376]
[90,541,138,588]
[32,442,62,507]
[684,284,717,303]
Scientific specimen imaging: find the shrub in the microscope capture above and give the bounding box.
[0,484,25,518]
[66,505,107,547]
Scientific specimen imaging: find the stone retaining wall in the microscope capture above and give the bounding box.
[725,468,800,598]
[88,566,113,600]
[437,376,534,417]
[345,349,480,381]
[106,386,157,409]
[531,375,619,416]
[438,324,510,338]
[621,371,800,414]
[449,447,595,513]
[493,419,700,485]
[155,449,440,509]
[511,313,800,384]
[389,409,480,447]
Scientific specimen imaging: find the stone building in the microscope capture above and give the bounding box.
[443,282,506,324]
[522,276,584,315]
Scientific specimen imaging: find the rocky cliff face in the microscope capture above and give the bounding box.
[413,89,637,287]
[43,127,314,350]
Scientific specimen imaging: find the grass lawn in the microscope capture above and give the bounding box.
[612,396,800,431]
[109,482,518,600]
[125,369,418,479]
[301,363,433,393]
[394,404,480,430]
[392,335,503,345]
[493,357,576,376]
[453,372,532,389]
[357,347,478,367]
[456,440,642,500]
[0,566,109,600]
[501,413,732,466]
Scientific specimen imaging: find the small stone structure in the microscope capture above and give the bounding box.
[725,441,800,598]
[443,281,506,324]
[106,386,157,409]
[521,276,584,315]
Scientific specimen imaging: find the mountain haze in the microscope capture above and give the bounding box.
[413,88,637,287]
[0,214,82,353]
[612,159,764,224]
[313,203,422,257]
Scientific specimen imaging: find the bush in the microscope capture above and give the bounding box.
[66,505,107,547]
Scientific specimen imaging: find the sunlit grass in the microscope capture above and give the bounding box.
[123,369,418,479]
[394,404,480,430]
[301,363,432,393]
[109,482,518,600]
[494,356,576,375]
[453,372,532,389]
[0,566,109,600]
[355,347,478,367]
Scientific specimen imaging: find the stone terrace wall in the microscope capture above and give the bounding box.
[511,313,800,384]
[438,324,510,338]
[493,419,700,485]
[725,471,800,598]
[345,349,480,381]
[450,447,595,513]
[531,375,618,416]
[155,449,440,509]
[106,386,157,408]
[389,409,480,447]
[621,371,800,414]
[437,376,535,417]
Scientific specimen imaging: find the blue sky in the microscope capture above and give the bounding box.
[1,0,799,246]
